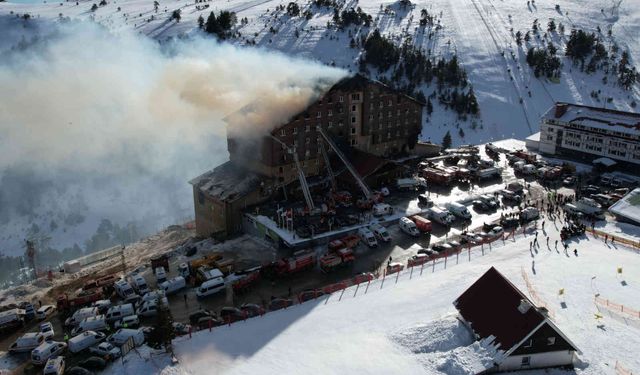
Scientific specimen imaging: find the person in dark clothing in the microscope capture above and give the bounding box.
[574,249,578,256]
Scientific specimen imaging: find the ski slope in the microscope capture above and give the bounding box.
[101,219,640,375]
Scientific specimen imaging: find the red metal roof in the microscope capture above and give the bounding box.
[453,267,546,351]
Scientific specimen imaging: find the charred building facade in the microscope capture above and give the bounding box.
[190,75,424,239]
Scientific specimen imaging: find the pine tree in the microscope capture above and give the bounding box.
[147,297,175,351]
[442,131,452,149]
[205,11,219,34]
[197,14,204,29]
[426,98,433,115]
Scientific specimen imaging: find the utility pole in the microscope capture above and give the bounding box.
[120,245,126,273]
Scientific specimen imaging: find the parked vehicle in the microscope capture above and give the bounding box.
[399,217,420,236]
[445,202,472,220]
[386,262,404,274]
[591,194,615,207]
[137,298,169,317]
[189,309,214,325]
[521,164,537,175]
[268,298,293,311]
[319,248,355,273]
[64,307,99,327]
[484,226,504,238]
[263,250,316,277]
[372,203,393,216]
[499,189,522,203]
[31,341,67,365]
[520,207,540,221]
[297,289,325,303]
[160,276,187,295]
[9,332,45,353]
[506,181,524,193]
[89,342,121,359]
[154,267,167,284]
[114,280,137,301]
[39,322,55,340]
[68,331,106,353]
[500,217,520,228]
[421,167,454,185]
[460,231,483,244]
[71,315,108,336]
[479,194,499,210]
[0,308,25,332]
[219,307,246,323]
[43,356,65,375]
[140,290,166,305]
[21,302,36,321]
[475,167,502,180]
[173,322,192,336]
[427,207,455,226]
[129,275,150,296]
[114,315,140,330]
[178,263,190,278]
[417,248,438,256]
[107,328,145,347]
[407,254,431,267]
[240,303,265,317]
[196,277,226,299]
[575,198,603,216]
[368,223,391,242]
[396,177,428,191]
[150,253,170,272]
[408,215,432,233]
[105,304,135,323]
[357,227,378,248]
[92,300,112,315]
[57,289,104,312]
[36,305,56,321]
[228,267,262,294]
[66,367,92,375]
[513,161,526,172]
[562,176,576,186]
[431,243,453,253]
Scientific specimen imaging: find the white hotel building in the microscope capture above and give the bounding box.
[536,103,640,168]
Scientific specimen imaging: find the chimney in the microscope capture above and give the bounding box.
[517,299,532,314]
[554,103,568,118]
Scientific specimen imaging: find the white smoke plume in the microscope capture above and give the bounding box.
[0,21,346,256]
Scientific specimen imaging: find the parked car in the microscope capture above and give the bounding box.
[460,231,483,245]
[196,316,223,330]
[447,240,462,250]
[484,226,504,238]
[89,342,121,359]
[239,304,264,318]
[431,243,453,253]
[268,298,293,311]
[189,309,214,325]
[562,176,576,186]
[78,357,107,371]
[113,315,140,330]
[40,322,55,341]
[472,200,491,211]
[386,262,404,274]
[219,307,246,323]
[43,356,65,375]
[417,248,438,256]
[500,217,520,228]
[36,305,56,321]
[172,322,192,336]
[298,289,325,303]
[351,273,375,285]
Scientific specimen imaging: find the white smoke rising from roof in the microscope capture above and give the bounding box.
[0,21,346,256]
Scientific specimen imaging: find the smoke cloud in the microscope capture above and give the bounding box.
[0,20,346,256]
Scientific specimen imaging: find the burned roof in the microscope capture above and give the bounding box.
[329,74,424,105]
[189,161,262,202]
[453,267,546,351]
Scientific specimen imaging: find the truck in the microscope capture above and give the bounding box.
[485,143,500,156]
[263,250,316,278]
[328,235,360,253]
[319,248,355,273]
[474,167,502,180]
[0,309,25,333]
[82,275,118,292]
[427,207,455,226]
[57,288,104,311]
[421,167,453,185]
[575,198,603,216]
[409,215,432,233]
[150,253,170,272]
[513,150,537,163]
[399,217,420,236]
[396,177,428,191]
[228,267,262,294]
[444,202,472,220]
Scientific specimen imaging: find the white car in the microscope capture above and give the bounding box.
[486,226,504,238]
[36,305,56,320]
[89,342,121,359]
[40,322,55,340]
[460,231,483,244]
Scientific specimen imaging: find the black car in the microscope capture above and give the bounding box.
[472,200,490,211]
[500,217,520,229]
[240,303,265,317]
[431,243,453,253]
[197,316,223,330]
[417,248,437,256]
[220,307,246,323]
[79,357,107,371]
[189,309,213,325]
[268,298,294,311]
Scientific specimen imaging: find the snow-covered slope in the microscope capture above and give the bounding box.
[101,222,640,375]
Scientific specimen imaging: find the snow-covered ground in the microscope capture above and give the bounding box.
[100,217,640,374]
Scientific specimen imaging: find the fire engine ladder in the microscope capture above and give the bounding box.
[269,135,315,211]
[319,141,337,192]
[317,127,372,199]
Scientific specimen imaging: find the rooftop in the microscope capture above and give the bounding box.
[543,102,640,136]
[609,188,640,224]
[189,161,263,202]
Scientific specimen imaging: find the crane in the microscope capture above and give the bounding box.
[317,127,372,200]
[319,141,337,192]
[269,135,315,212]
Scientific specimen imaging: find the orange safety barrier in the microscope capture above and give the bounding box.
[586,228,640,252]
[595,296,640,319]
[521,267,555,319]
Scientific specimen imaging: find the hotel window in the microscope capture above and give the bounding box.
[339,121,344,127]
[379,101,384,108]
[547,337,556,346]
[339,96,344,102]
[351,105,357,112]
[351,127,356,134]
[328,110,333,117]
[369,114,374,121]
[338,107,343,114]
[388,99,392,106]
[305,137,310,144]
[280,129,286,136]
[521,357,531,367]
[388,111,392,118]
[306,125,310,132]
[351,116,356,123]
[293,127,298,134]
[328,121,333,128]
[351,93,360,101]
[523,339,533,348]
[369,91,374,98]
[350,139,357,146]
[317,111,322,118]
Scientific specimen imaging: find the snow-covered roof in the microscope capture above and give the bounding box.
[609,188,640,224]
[593,157,617,167]
[189,161,262,202]
[543,103,640,136]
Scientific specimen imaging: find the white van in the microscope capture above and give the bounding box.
[520,207,540,221]
[43,356,65,375]
[427,207,455,226]
[445,202,472,220]
[196,277,226,298]
[130,275,150,295]
[107,328,145,347]
[36,305,56,321]
[136,297,169,317]
[372,203,393,217]
[155,267,167,284]
[105,304,135,323]
[114,315,140,329]
[31,341,67,365]
[160,276,186,295]
[178,263,190,278]
[64,307,98,327]
[8,332,45,353]
[522,164,536,175]
[71,315,108,336]
[114,279,136,300]
[357,227,378,248]
[513,161,526,172]
[68,331,106,353]
[140,290,166,305]
[368,223,391,242]
[399,217,420,237]
[92,299,112,314]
